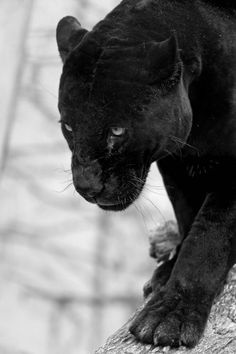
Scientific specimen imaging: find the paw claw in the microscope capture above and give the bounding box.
[139,326,154,343]
[180,320,203,348]
[154,319,180,348]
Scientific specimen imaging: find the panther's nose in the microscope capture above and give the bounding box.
[72,161,103,201]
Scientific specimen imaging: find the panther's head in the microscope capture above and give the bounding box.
[56,17,195,211]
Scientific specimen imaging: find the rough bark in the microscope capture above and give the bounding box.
[96,223,236,354]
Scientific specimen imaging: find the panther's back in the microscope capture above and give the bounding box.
[203,0,236,11]
[168,0,236,12]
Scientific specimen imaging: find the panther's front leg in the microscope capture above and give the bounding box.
[130,190,236,347]
[143,158,206,298]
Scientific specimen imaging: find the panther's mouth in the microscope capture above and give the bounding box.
[97,199,132,211]
[98,203,127,211]
[73,163,149,211]
[96,167,149,211]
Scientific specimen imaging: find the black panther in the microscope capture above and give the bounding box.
[56,0,236,348]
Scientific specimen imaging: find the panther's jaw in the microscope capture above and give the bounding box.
[97,202,130,211]
[97,195,136,211]
[96,189,142,211]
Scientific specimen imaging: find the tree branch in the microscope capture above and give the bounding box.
[96,222,236,354]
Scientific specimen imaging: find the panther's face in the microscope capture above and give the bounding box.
[56,17,194,211]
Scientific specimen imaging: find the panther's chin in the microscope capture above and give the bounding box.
[97,200,132,211]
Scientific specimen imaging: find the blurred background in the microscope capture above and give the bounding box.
[0,0,175,353]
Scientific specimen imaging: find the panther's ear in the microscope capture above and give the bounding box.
[56,16,88,63]
[147,32,182,87]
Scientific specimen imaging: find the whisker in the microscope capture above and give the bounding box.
[56,182,74,193]
[127,180,163,229]
[169,135,199,153]
[138,196,160,229]
[143,186,165,196]
[134,201,148,234]
[61,179,73,185]
[37,82,58,99]
[141,194,166,225]
[129,173,166,198]
[131,175,164,191]
[163,148,175,158]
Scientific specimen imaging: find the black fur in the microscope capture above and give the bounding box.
[202,0,236,11]
[56,0,236,348]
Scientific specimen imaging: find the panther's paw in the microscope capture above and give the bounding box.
[130,287,210,348]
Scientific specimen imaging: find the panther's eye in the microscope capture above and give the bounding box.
[65,123,72,132]
[111,127,125,136]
